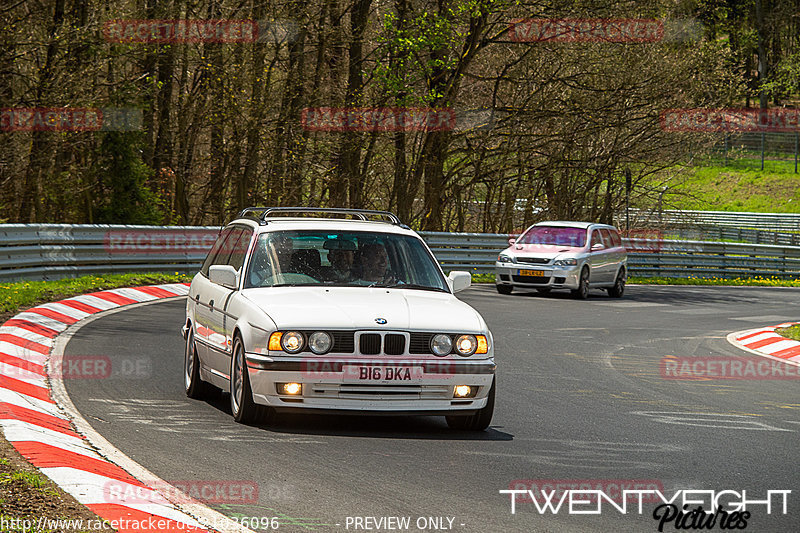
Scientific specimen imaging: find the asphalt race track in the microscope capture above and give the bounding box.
[64,285,800,533]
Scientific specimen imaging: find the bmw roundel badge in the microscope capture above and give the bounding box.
[375,318,387,325]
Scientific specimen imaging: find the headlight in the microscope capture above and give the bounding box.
[497,254,513,263]
[308,331,332,354]
[455,334,478,356]
[430,334,453,356]
[554,258,578,266]
[280,331,305,353]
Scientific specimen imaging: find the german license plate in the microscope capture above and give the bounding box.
[519,269,545,276]
[343,365,424,383]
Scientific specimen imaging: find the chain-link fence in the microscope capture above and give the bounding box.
[711,132,800,172]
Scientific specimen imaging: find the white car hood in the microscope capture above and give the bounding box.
[241,286,485,332]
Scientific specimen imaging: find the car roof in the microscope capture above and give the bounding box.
[227,217,420,238]
[532,221,619,230]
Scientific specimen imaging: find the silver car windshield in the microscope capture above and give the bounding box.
[245,230,449,292]
[518,226,587,247]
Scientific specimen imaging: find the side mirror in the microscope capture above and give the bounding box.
[209,265,239,289]
[508,238,516,246]
[447,271,472,293]
[591,243,605,251]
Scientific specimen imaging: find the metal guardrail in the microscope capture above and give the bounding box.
[420,231,800,279]
[627,209,800,233]
[663,226,800,246]
[0,225,220,281]
[1,225,799,281]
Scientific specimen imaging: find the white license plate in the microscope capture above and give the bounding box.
[343,365,424,383]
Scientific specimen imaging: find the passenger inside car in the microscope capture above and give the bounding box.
[290,249,322,278]
[323,238,356,282]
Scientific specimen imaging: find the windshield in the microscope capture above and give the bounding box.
[518,226,587,247]
[244,230,449,292]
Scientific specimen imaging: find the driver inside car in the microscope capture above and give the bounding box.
[323,238,357,282]
[356,242,398,285]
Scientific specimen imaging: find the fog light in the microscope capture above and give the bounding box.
[277,382,302,395]
[454,385,473,398]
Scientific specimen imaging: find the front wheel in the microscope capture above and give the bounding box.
[496,285,513,295]
[446,380,495,431]
[608,268,626,298]
[185,328,211,399]
[571,267,590,300]
[230,336,271,424]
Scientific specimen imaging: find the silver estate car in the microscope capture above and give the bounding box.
[495,221,627,299]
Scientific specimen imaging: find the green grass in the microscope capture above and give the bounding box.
[1,272,192,318]
[665,158,800,213]
[0,471,46,489]
[628,275,800,287]
[777,325,800,341]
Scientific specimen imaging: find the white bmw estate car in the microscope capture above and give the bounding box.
[182,207,495,430]
[495,221,627,299]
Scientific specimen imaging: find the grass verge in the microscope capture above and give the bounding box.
[659,158,800,213]
[1,272,192,324]
[777,325,800,341]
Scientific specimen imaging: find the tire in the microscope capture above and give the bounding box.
[445,379,495,431]
[185,327,211,399]
[230,335,270,424]
[571,267,590,300]
[608,268,626,298]
[535,288,551,294]
[496,284,513,295]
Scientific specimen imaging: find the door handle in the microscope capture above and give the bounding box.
[209,300,214,309]
[195,294,200,301]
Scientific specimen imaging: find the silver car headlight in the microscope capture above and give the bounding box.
[308,331,332,354]
[553,258,578,266]
[497,254,513,263]
[455,334,478,356]
[280,331,305,354]
[430,334,453,356]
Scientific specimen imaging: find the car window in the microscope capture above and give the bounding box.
[226,228,253,271]
[245,230,448,291]
[212,227,244,267]
[599,229,614,248]
[590,230,603,248]
[200,227,235,276]
[609,229,622,248]
[518,226,587,247]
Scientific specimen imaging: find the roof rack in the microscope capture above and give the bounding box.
[235,207,408,227]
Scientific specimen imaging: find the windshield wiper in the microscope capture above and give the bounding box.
[378,283,448,292]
